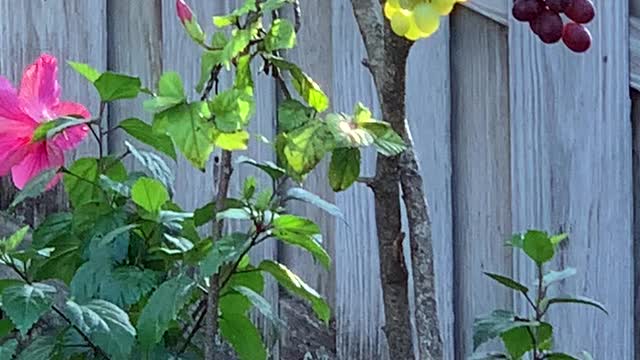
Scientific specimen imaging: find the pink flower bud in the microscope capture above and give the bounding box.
[176,0,193,24]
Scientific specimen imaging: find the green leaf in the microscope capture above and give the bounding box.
[220,269,264,315]
[0,318,15,337]
[326,113,375,148]
[10,168,58,208]
[234,54,254,94]
[543,267,577,287]
[472,310,533,350]
[119,118,177,160]
[243,176,257,199]
[194,202,216,227]
[143,72,187,113]
[507,233,524,248]
[33,236,82,284]
[232,285,285,327]
[94,72,141,101]
[63,158,100,208]
[32,117,92,142]
[15,335,58,360]
[68,61,101,83]
[1,283,56,335]
[286,187,345,220]
[124,141,175,194]
[216,208,252,221]
[580,351,594,360]
[65,299,136,360]
[32,213,72,249]
[215,130,250,150]
[483,272,528,294]
[200,233,250,277]
[131,177,169,213]
[136,275,195,348]
[0,339,18,359]
[213,1,257,28]
[523,230,554,264]
[550,233,569,245]
[220,312,267,360]
[259,260,330,322]
[329,148,360,191]
[211,89,255,132]
[196,50,224,92]
[101,267,158,308]
[261,0,293,12]
[265,18,296,51]
[1,226,29,252]
[270,58,329,112]
[546,354,579,360]
[500,322,552,358]
[162,234,194,253]
[71,259,112,302]
[272,215,330,269]
[153,102,215,170]
[283,121,334,176]
[360,122,406,156]
[545,296,608,315]
[236,156,286,180]
[278,99,312,132]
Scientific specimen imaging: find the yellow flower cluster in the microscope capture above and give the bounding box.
[384,0,466,40]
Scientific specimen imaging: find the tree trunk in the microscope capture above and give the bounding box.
[351,1,443,358]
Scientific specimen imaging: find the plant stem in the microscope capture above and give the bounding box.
[97,102,106,161]
[204,151,233,360]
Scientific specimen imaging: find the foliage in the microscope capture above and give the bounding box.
[0,1,406,359]
[470,231,606,360]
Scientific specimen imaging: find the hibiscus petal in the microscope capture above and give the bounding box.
[11,142,64,190]
[0,134,30,176]
[0,76,35,124]
[50,101,91,150]
[18,54,61,122]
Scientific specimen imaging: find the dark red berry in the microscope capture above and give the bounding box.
[545,0,572,13]
[512,0,543,22]
[532,10,563,43]
[565,0,595,23]
[562,22,592,52]
[529,17,542,35]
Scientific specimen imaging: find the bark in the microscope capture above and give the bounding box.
[205,151,234,360]
[351,1,443,358]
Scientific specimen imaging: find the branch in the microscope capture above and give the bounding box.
[350,0,385,89]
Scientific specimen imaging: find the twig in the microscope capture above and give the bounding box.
[97,102,106,160]
[292,0,302,32]
[178,305,206,355]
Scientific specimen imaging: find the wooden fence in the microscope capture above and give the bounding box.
[0,0,635,358]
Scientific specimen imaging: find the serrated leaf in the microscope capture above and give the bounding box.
[329,148,360,192]
[483,272,528,294]
[136,275,195,348]
[196,50,224,92]
[220,312,267,360]
[286,187,345,220]
[2,226,29,252]
[259,260,330,322]
[33,236,82,284]
[63,158,100,208]
[94,72,141,101]
[360,122,406,156]
[200,233,250,277]
[215,130,250,150]
[545,296,608,315]
[261,0,292,12]
[125,141,175,195]
[64,299,136,360]
[211,89,255,132]
[119,118,177,160]
[1,283,56,335]
[101,267,158,308]
[131,178,169,213]
[500,322,552,358]
[143,72,186,113]
[523,230,554,265]
[543,267,577,287]
[265,18,296,51]
[472,310,534,350]
[153,102,215,170]
[270,58,329,112]
[283,121,334,176]
[0,339,17,359]
[272,215,330,269]
[32,213,72,249]
[71,259,112,302]
[10,168,58,208]
[278,99,312,132]
[68,61,101,83]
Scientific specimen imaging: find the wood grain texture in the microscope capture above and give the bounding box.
[0,0,107,223]
[331,0,387,358]
[509,0,633,358]
[106,0,163,160]
[632,90,640,360]
[461,0,507,25]
[405,19,454,360]
[279,0,337,309]
[450,7,512,357]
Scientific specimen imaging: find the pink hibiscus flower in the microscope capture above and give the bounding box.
[0,54,90,190]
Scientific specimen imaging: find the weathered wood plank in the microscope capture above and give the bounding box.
[405,18,455,360]
[0,0,107,223]
[331,0,386,358]
[509,0,633,358]
[106,0,163,161]
[632,90,640,360]
[450,7,511,357]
